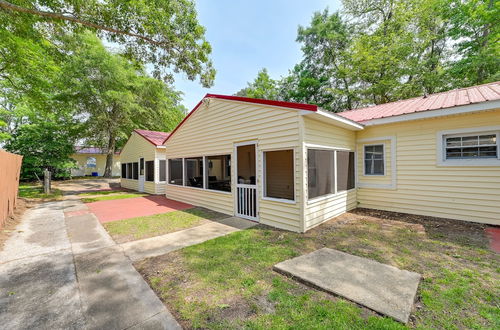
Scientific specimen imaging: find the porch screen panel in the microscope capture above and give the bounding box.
[185,157,203,187]
[126,163,133,179]
[307,149,335,199]
[264,150,294,200]
[121,164,126,178]
[145,161,154,182]
[168,158,183,185]
[336,151,355,192]
[206,155,231,192]
[159,160,166,182]
[132,162,139,180]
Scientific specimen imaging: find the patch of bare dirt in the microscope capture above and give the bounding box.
[0,198,33,251]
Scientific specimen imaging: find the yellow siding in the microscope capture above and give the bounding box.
[165,98,303,231]
[357,138,393,187]
[71,154,121,177]
[119,131,165,194]
[303,116,358,230]
[356,109,500,225]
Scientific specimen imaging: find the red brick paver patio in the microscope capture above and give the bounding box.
[87,195,193,223]
[485,226,500,253]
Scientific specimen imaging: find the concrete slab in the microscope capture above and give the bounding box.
[274,248,421,323]
[0,251,86,329]
[214,216,258,230]
[74,246,180,329]
[121,219,256,262]
[65,212,115,254]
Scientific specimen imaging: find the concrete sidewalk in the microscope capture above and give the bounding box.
[0,199,181,330]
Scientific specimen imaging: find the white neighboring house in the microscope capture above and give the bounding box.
[71,147,121,177]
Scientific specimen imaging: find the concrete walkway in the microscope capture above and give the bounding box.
[0,198,256,329]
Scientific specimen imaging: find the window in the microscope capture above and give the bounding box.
[264,150,294,201]
[132,162,139,180]
[145,160,154,181]
[185,157,203,188]
[121,164,126,178]
[445,134,498,159]
[159,160,166,182]
[126,163,133,179]
[308,149,335,199]
[86,157,96,168]
[364,145,384,175]
[168,158,183,185]
[140,158,144,175]
[206,155,231,192]
[337,151,355,192]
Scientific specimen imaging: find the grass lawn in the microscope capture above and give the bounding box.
[18,183,63,200]
[78,190,126,196]
[104,207,227,243]
[81,192,148,203]
[136,209,499,329]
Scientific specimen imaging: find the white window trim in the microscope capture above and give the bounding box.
[436,126,500,167]
[363,143,386,176]
[261,147,296,204]
[356,136,397,190]
[158,159,167,183]
[305,144,357,203]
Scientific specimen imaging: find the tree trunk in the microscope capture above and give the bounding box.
[103,133,116,178]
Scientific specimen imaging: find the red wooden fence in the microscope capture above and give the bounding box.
[0,149,23,229]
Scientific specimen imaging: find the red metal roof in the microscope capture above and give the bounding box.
[164,94,318,143]
[338,81,500,123]
[134,129,171,146]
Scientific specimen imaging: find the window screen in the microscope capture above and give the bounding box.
[159,160,166,182]
[145,161,154,182]
[364,145,384,175]
[133,162,138,180]
[337,151,355,192]
[121,164,126,178]
[308,149,335,199]
[168,158,183,185]
[206,155,231,192]
[126,163,133,179]
[264,150,294,200]
[185,157,203,187]
[445,134,497,159]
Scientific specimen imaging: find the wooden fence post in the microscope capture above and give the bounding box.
[43,168,51,194]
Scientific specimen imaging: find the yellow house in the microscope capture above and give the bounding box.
[163,82,500,232]
[119,129,169,194]
[71,147,121,177]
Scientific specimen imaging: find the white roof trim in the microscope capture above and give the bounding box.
[360,99,500,126]
[300,109,365,130]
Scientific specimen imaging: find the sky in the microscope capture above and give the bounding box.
[174,0,341,111]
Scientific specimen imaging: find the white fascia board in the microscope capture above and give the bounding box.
[300,109,365,130]
[361,100,500,126]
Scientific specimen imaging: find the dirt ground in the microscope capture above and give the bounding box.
[53,178,122,194]
[0,199,32,251]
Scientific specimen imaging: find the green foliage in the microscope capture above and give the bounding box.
[238,0,499,112]
[0,0,215,87]
[81,192,148,203]
[235,68,279,100]
[5,120,79,180]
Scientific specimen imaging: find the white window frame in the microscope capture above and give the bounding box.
[167,158,183,186]
[436,126,500,167]
[205,154,232,193]
[363,143,386,176]
[262,148,296,204]
[166,155,232,195]
[305,144,356,204]
[158,159,167,183]
[356,136,397,190]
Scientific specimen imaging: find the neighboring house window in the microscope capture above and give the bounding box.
[364,145,384,175]
[308,149,335,200]
[264,150,294,201]
[185,157,203,188]
[121,164,126,178]
[337,151,355,192]
[159,160,166,182]
[86,157,96,168]
[145,161,154,182]
[206,155,231,192]
[133,162,139,180]
[168,158,183,185]
[445,134,498,159]
[126,163,133,179]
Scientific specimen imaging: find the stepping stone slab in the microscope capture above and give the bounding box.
[274,248,421,323]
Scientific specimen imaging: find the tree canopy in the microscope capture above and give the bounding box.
[237,0,499,112]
